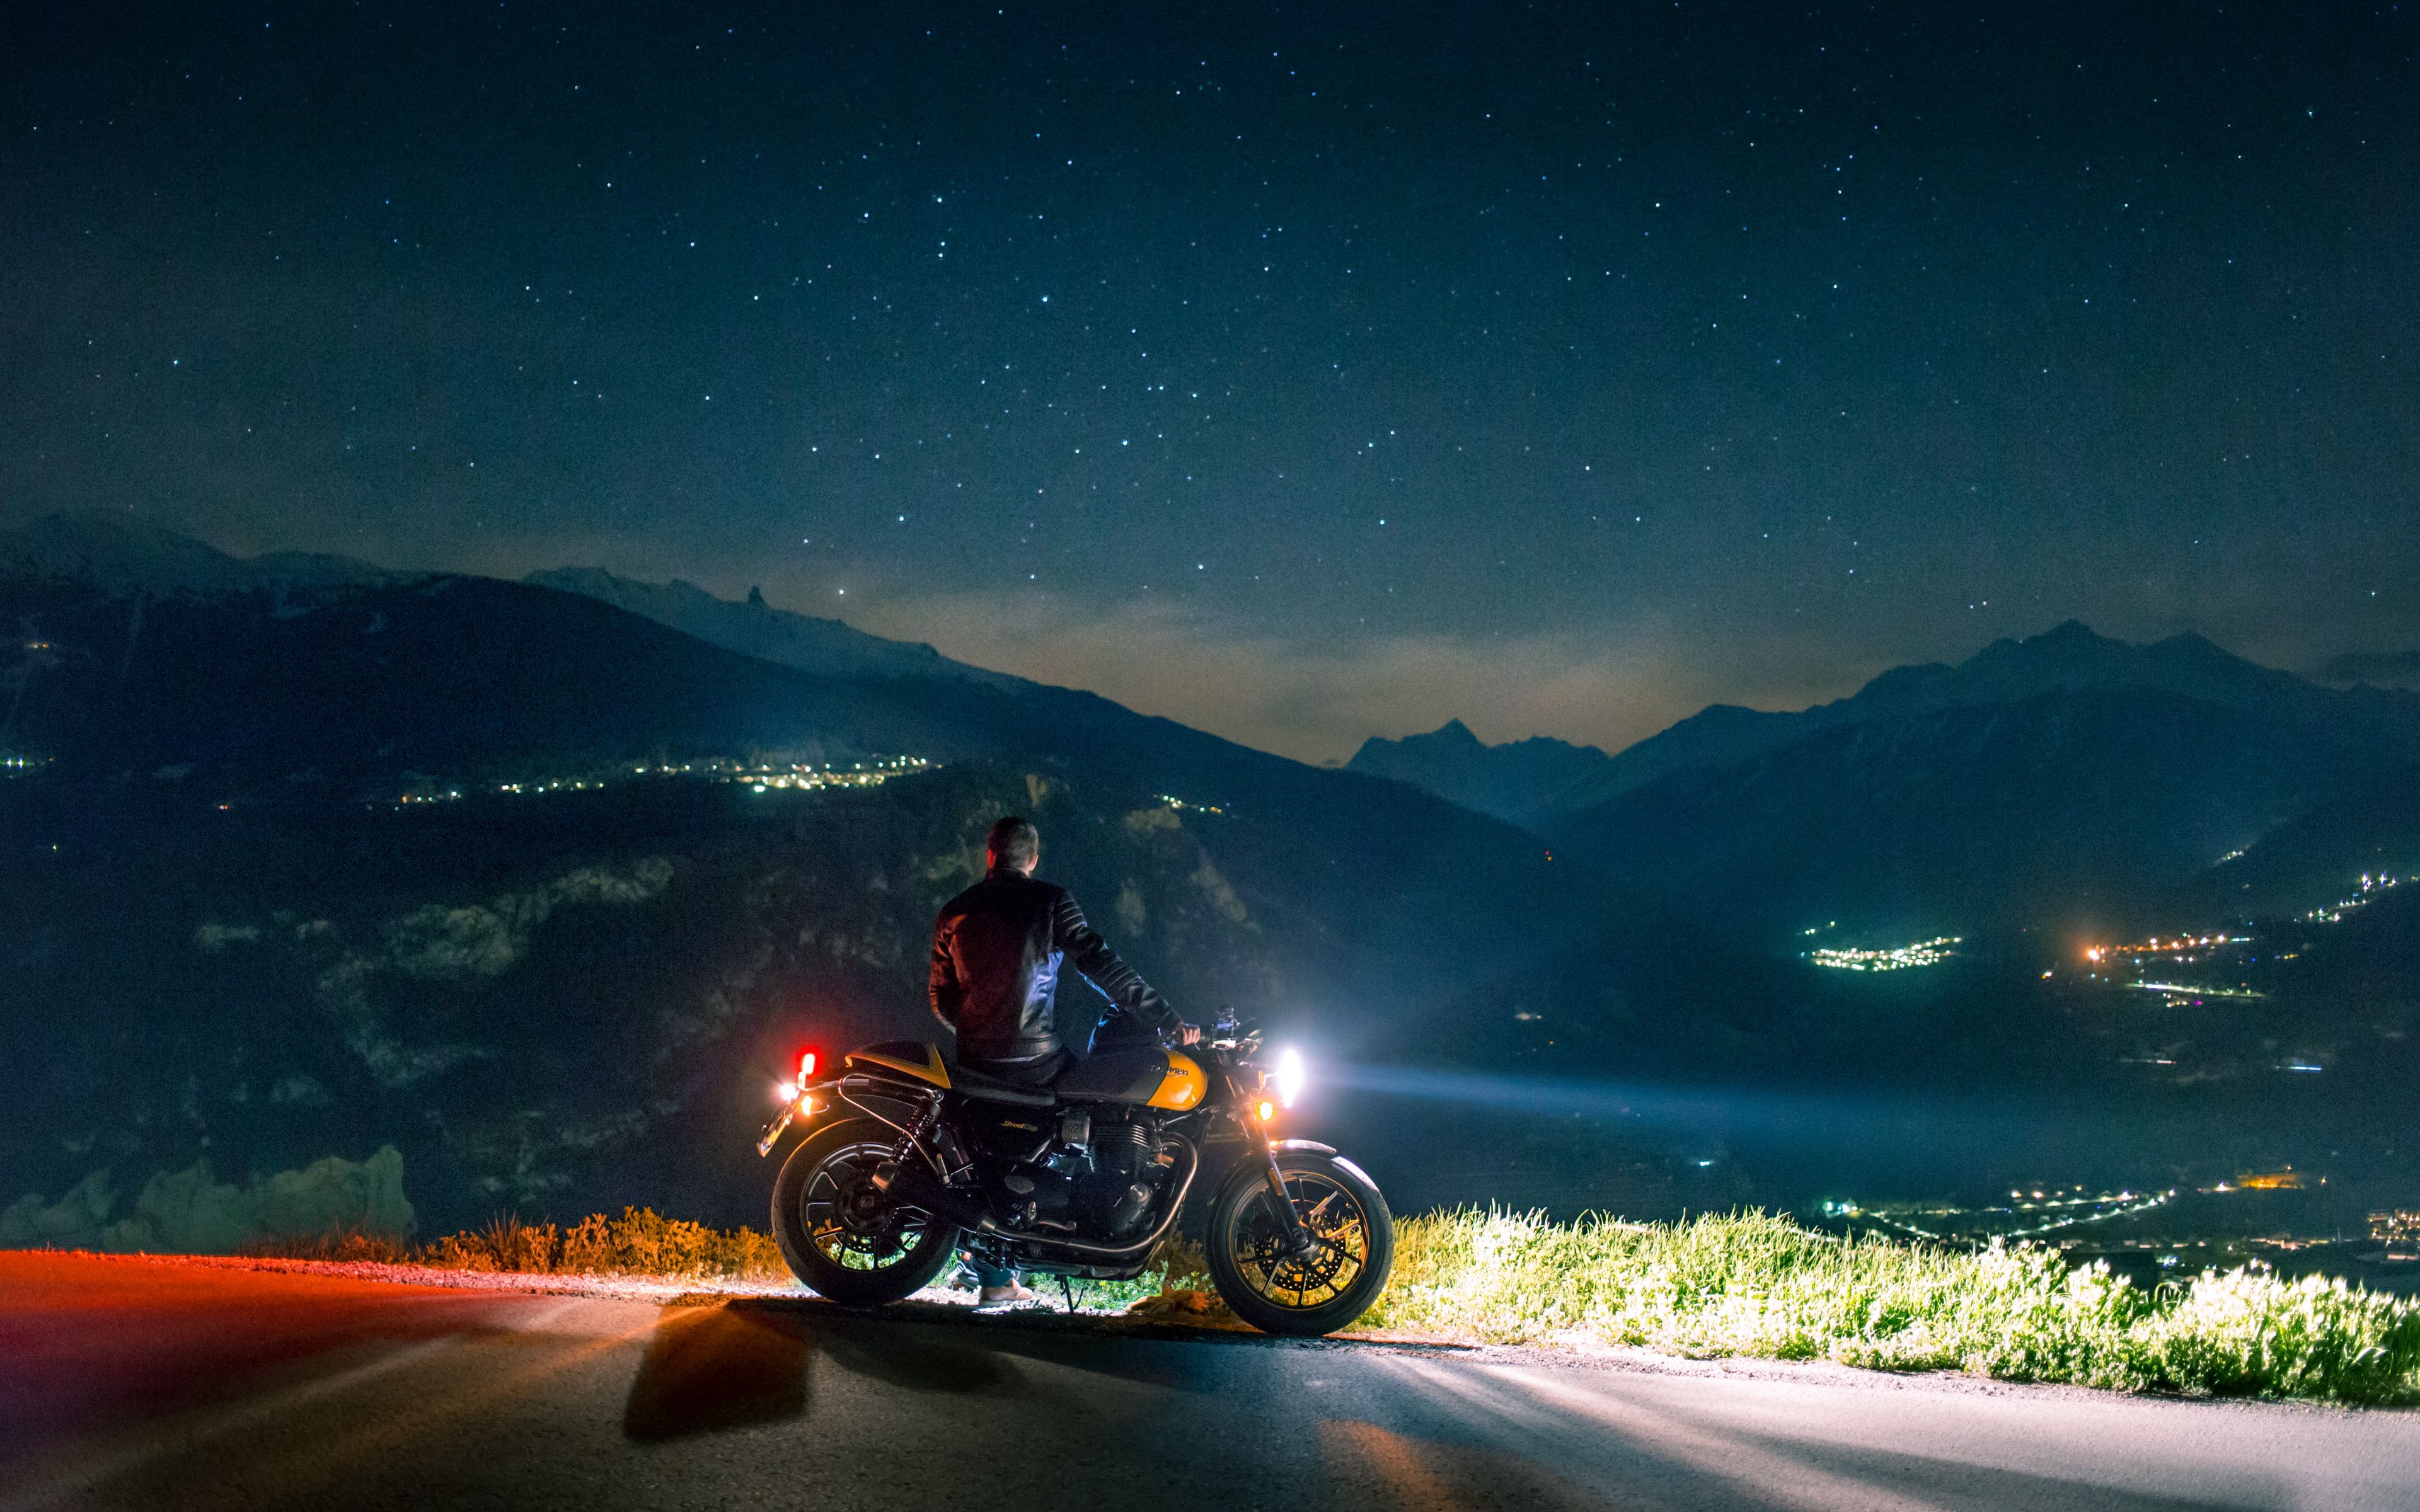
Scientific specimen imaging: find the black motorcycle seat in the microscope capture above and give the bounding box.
[948,1065,1056,1107]
[1054,1047,1170,1104]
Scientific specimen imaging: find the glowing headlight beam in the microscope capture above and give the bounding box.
[1276,1047,1306,1108]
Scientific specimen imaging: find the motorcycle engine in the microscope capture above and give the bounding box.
[1076,1114,1165,1237]
[975,1109,1168,1237]
[968,1112,1078,1228]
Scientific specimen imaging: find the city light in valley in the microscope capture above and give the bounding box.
[736,756,931,793]
[1808,936,1961,971]
[2306,872,2405,925]
[428,756,932,805]
[1155,793,1227,816]
[1818,1187,2179,1244]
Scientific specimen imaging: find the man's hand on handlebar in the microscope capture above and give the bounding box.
[1175,1022,1202,1046]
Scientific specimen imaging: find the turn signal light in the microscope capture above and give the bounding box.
[1256,1099,1276,1122]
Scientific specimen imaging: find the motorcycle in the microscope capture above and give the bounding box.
[753,1014,1395,1336]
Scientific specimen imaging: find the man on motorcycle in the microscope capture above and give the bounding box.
[929,815,1197,1303]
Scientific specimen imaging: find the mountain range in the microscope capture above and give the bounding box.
[5,510,2416,1239]
[1354,621,2420,941]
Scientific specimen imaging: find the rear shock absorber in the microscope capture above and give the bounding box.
[894,1097,940,1167]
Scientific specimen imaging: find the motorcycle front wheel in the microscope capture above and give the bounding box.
[1204,1149,1395,1336]
[771,1118,960,1307]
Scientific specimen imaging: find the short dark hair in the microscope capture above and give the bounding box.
[987,815,1040,869]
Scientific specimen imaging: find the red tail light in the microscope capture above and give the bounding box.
[799,1048,819,1081]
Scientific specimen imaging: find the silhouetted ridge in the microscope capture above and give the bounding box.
[522,566,1018,689]
[1347,621,2420,943]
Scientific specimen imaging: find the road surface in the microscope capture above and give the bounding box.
[2,1252,2414,1511]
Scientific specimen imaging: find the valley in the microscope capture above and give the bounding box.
[5,513,2418,1278]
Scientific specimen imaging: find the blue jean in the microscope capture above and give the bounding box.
[968,1254,1017,1288]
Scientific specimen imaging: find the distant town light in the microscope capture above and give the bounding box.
[1809,936,1961,971]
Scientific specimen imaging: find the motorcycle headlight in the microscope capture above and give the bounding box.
[1276,1047,1306,1108]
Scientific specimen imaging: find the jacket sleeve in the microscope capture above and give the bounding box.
[1051,891,1178,1030]
[928,917,963,1031]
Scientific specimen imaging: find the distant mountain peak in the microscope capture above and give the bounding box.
[1349,719,1618,828]
[522,567,1021,689]
[2146,629,2274,679]
[0,510,392,596]
[1346,619,2420,841]
[1964,619,2121,669]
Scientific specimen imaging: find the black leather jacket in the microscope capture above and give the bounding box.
[929,869,1175,1061]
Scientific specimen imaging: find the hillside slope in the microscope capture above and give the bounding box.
[1556,685,2370,943]
[1,520,1768,1231]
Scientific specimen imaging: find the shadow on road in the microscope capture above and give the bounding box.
[621,1299,1093,1441]
[615,1297,2301,1511]
[810,1315,1020,1397]
[647,1289,1466,1416]
[7,1257,2399,1511]
[619,1293,1441,1443]
[622,1305,814,1441]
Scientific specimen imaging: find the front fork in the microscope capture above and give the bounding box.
[1238,1091,1318,1256]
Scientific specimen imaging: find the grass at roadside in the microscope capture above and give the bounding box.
[1358,1209,2420,1406]
[257,1205,2420,1404]
[263,1208,1193,1307]
[258,1208,788,1283]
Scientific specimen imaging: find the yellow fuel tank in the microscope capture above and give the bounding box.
[1147,1051,1208,1111]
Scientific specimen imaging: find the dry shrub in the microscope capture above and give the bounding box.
[413,1208,786,1282]
[244,1227,414,1264]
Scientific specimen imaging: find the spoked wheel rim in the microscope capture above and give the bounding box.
[1228,1171,1374,1311]
[800,1140,940,1273]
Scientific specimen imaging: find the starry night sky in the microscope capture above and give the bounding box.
[3,3,2413,761]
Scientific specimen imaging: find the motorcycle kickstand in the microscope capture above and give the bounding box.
[1060,1276,1076,1314]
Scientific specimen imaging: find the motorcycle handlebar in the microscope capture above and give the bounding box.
[1178,1006,1260,1053]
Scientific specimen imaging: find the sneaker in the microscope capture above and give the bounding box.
[977,1281,1040,1308]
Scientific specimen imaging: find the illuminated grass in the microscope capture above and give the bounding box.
[283,1209,793,1281]
[262,1210,1200,1303]
[425,1209,788,1281]
[1355,1209,2420,1405]
[260,1206,2420,1402]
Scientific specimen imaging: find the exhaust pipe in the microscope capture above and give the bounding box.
[872,1159,999,1235]
[871,1137,1201,1261]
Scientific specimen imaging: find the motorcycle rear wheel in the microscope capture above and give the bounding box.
[1205,1150,1394,1336]
[772,1118,961,1307]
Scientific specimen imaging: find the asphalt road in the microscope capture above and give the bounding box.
[4,1254,2416,1511]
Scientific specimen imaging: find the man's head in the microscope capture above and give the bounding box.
[986,815,1041,875]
